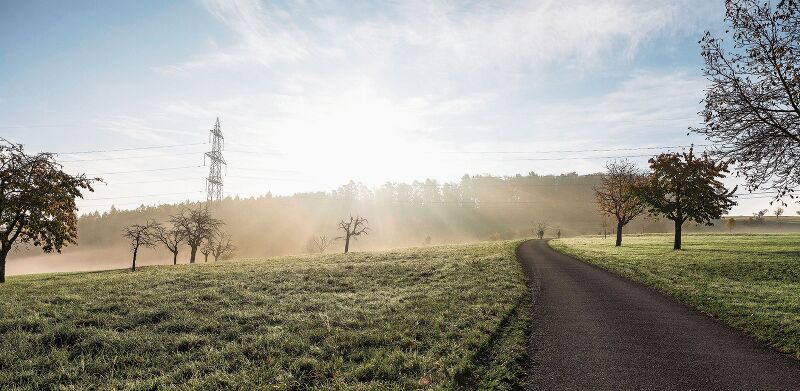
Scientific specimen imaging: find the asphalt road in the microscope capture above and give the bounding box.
[517,239,800,391]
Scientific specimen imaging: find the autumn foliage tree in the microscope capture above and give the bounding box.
[594,160,646,246]
[337,216,368,254]
[635,149,737,250]
[0,140,97,283]
[694,0,800,199]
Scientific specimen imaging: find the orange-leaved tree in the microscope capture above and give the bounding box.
[635,148,736,250]
[0,139,97,283]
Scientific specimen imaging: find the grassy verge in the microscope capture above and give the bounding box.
[0,240,529,390]
[551,234,800,359]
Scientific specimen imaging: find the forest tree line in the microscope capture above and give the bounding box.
[51,172,686,260]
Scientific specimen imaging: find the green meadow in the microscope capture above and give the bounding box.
[0,241,529,390]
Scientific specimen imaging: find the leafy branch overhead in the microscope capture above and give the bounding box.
[694,0,800,199]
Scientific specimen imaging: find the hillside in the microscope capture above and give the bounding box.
[0,241,530,390]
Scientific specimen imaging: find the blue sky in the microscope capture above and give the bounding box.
[0,0,776,214]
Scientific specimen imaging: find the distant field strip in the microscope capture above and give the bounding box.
[551,234,800,359]
[0,241,529,390]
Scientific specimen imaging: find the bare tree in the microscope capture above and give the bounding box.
[594,160,646,246]
[534,222,547,240]
[122,221,159,272]
[337,216,369,254]
[0,139,98,283]
[775,206,785,219]
[200,240,212,262]
[601,217,609,239]
[171,207,223,263]
[155,223,184,265]
[210,232,236,261]
[694,1,800,199]
[751,209,769,224]
[306,234,334,254]
[725,217,737,232]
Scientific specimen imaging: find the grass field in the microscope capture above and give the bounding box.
[551,234,800,359]
[0,241,529,390]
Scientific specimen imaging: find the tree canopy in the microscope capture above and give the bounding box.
[594,160,645,246]
[635,149,737,249]
[695,0,800,198]
[0,140,96,282]
[170,207,223,263]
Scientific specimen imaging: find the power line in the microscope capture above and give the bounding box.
[104,177,205,185]
[226,166,298,173]
[78,197,206,209]
[505,154,654,161]
[53,142,207,155]
[86,165,202,175]
[81,190,204,201]
[439,144,713,155]
[60,151,202,163]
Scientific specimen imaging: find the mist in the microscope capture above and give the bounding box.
[10,171,792,276]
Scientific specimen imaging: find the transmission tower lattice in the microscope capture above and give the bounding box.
[205,117,226,202]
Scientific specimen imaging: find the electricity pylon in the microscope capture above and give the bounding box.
[205,117,226,202]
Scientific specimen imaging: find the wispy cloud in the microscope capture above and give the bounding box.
[160,0,718,77]
[93,116,198,143]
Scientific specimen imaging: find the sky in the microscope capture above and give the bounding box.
[0,0,784,215]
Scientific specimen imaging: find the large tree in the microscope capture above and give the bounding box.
[694,0,800,198]
[594,160,646,246]
[337,216,368,254]
[171,207,223,263]
[0,140,96,283]
[635,149,737,250]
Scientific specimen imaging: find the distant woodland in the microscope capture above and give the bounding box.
[12,171,790,263]
[71,172,663,258]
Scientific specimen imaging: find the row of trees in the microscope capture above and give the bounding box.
[596,0,800,250]
[595,148,736,250]
[122,207,235,271]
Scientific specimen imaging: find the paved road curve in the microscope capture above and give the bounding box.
[517,239,800,390]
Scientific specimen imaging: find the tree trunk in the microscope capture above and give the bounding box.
[132,249,138,272]
[615,221,624,246]
[673,220,682,250]
[203,253,209,262]
[0,249,7,283]
[344,235,350,254]
[190,246,197,263]
[173,252,178,265]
